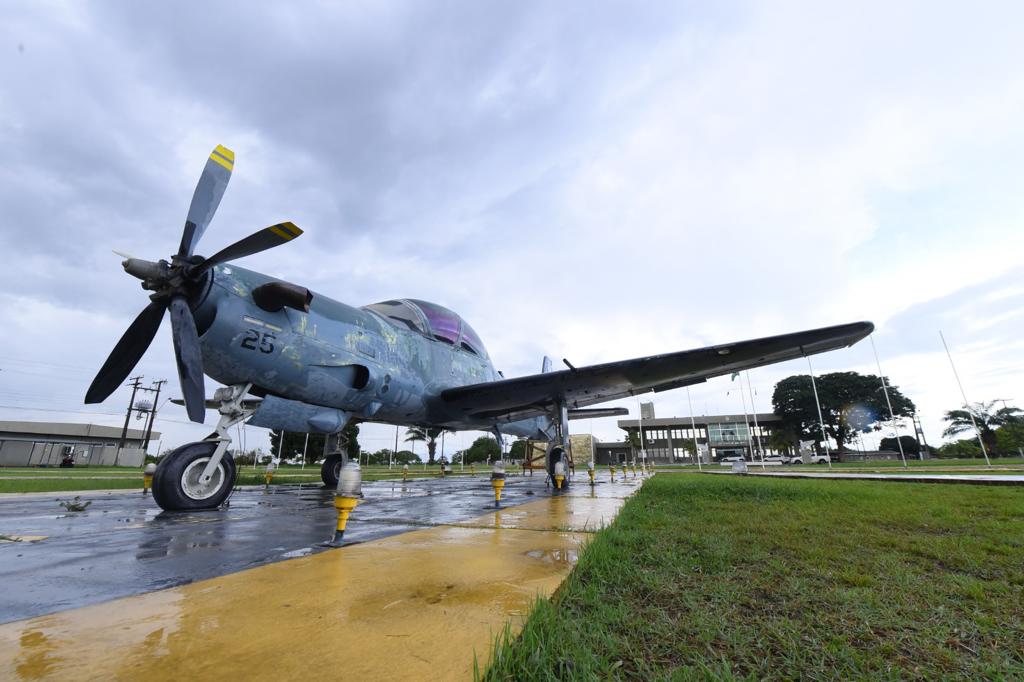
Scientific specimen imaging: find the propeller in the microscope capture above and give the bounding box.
[84,145,304,423]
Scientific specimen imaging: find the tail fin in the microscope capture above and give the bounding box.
[541,356,553,373]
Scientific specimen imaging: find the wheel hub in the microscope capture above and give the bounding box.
[181,457,225,500]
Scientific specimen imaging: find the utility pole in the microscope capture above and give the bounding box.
[116,376,144,465]
[140,379,166,453]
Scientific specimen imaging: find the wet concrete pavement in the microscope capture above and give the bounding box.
[0,473,634,624]
[0,472,645,680]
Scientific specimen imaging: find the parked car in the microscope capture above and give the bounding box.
[783,454,831,464]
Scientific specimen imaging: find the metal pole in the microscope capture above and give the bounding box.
[939,330,991,466]
[116,376,143,466]
[301,432,309,470]
[805,356,832,469]
[869,335,907,468]
[686,387,702,471]
[392,425,399,470]
[637,397,646,466]
[141,379,165,452]
[736,376,758,468]
[745,372,766,468]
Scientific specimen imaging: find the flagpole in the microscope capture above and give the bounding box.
[939,330,991,467]
[734,373,758,468]
[869,335,907,468]
[805,356,832,469]
[686,387,702,471]
[745,371,766,468]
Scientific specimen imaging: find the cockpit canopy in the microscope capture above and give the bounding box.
[363,299,489,359]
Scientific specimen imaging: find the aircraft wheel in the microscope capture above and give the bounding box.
[547,445,570,490]
[152,441,236,511]
[321,453,343,488]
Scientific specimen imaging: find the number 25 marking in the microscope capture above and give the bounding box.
[241,329,275,354]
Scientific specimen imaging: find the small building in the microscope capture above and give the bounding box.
[0,421,160,468]
[603,412,784,465]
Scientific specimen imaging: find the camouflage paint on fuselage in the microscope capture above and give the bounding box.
[193,265,550,438]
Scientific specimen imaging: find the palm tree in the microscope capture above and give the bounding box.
[404,426,450,465]
[942,401,1023,456]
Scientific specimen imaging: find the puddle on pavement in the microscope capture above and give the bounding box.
[525,548,579,565]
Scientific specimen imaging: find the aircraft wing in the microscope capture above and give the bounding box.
[441,321,873,422]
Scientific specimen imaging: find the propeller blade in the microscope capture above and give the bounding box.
[177,145,234,258]
[169,296,207,423]
[191,222,303,276]
[85,300,167,404]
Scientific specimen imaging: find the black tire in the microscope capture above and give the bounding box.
[152,441,236,511]
[547,444,570,490]
[321,453,343,488]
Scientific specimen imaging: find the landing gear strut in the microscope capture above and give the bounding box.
[152,384,255,511]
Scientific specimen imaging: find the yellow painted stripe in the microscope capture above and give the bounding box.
[277,221,302,237]
[209,152,233,171]
[214,144,235,161]
[0,494,628,681]
[269,225,295,240]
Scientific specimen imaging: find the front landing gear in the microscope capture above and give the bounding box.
[152,442,237,510]
[152,384,256,512]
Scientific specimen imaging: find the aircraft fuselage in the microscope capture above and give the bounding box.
[192,264,548,439]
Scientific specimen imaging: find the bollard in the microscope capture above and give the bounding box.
[325,462,362,547]
[470,463,475,476]
[402,463,409,482]
[610,464,616,482]
[587,461,595,487]
[632,462,638,478]
[264,461,276,487]
[490,461,506,508]
[553,459,566,492]
[143,463,156,495]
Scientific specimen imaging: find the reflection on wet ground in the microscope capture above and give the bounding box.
[0,473,645,681]
[0,473,640,624]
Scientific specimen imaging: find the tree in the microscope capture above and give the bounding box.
[936,438,982,458]
[269,431,326,464]
[404,426,450,465]
[393,449,422,464]
[509,439,528,462]
[772,372,916,452]
[943,401,1023,456]
[461,436,500,464]
[995,422,1024,455]
[879,435,920,456]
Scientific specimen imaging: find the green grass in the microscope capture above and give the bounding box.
[0,463,484,493]
[483,473,1024,680]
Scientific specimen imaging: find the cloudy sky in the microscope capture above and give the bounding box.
[2,1,1023,457]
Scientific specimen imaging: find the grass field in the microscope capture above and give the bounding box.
[0,463,480,493]
[483,473,1024,680]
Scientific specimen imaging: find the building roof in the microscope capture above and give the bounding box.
[0,421,158,441]
[618,413,780,428]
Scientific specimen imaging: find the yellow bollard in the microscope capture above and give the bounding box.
[554,459,566,492]
[471,463,475,476]
[632,463,638,478]
[490,461,506,508]
[402,463,409,482]
[264,461,275,487]
[143,463,155,495]
[587,461,595,486]
[610,464,616,482]
[326,462,362,546]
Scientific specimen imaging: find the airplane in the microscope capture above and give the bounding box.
[85,145,874,511]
